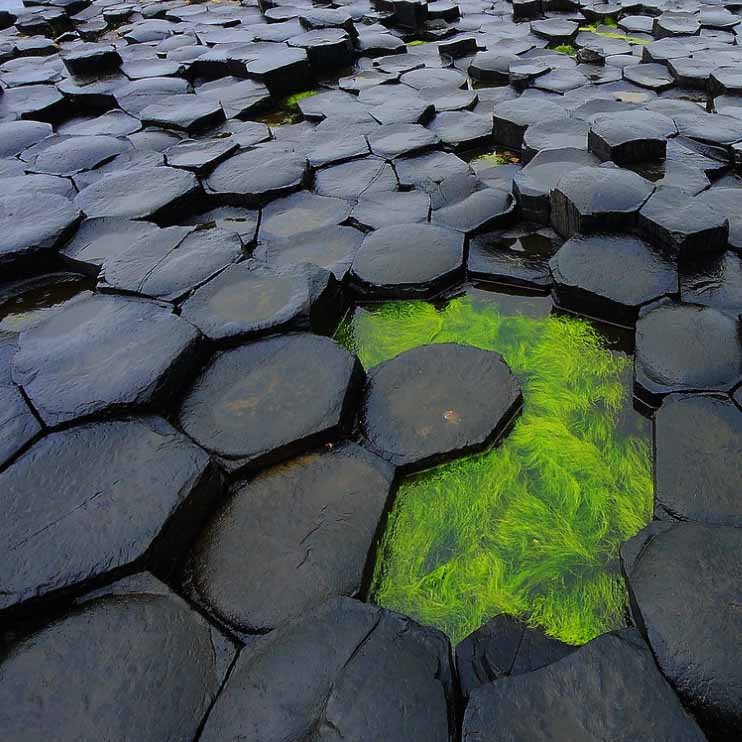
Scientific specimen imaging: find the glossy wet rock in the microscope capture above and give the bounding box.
[634,301,742,405]
[588,110,676,165]
[177,334,360,474]
[186,444,394,633]
[455,614,575,699]
[0,382,41,470]
[680,251,742,316]
[0,575,233,741]
[12,293,201,426]
[362,342,522,471]
[431,188,516,235]
[654,393,742,526]
[259,191,351,241]
[0,416,220,613]
[350,222,464,299]
[550,233,678,324]
[351,189,430,229]
[462,628,706,742]
[198,597,455,742]
[622,522,742,737]
[181,262,341,342]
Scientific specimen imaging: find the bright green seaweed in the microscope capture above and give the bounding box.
[337,294,653,646]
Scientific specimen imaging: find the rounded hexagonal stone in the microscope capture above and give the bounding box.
[0,194,81,272]
[0,120,53,158]
[427,110,493,150]
[588,110,676,164]
[550,233,677,324]
[492,97,567,150]
[0,577,233,742]
[350,222,464,299]
[654,393,742,526]
[12,294,202,427]
[0,416,220,614]
[21,134,131,177]
[522,117,588,162]
[186,443,394,633]
[368,123,439,159]
[694,188,742,251]
[361,343,522,471]
[634,301,742,405]
[259,191,351,242]
[177,334,361,474]
[351,190,430,230]
[550,166,654,238]
[431,188,515,235]
[198,597,454,742]
[622,522,742,737]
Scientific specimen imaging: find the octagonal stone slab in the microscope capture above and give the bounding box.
[198,597,455,742]
[177,334,361,474]
[12,293,202,427]
[185,443,394,633]
[362,343,522,471]
[0,575,234,741]
[622,522,742,738]
[0,416,221,614]
[654,393,742,527]
[634,301,742,406]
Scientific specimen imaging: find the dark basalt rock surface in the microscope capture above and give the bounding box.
[455,614,576,699]
[361,342,522,471]
[12,293,202,426]
[0,416,220,614]
[462,628,706,741]
[622,522,742,738]
[654,393,742,526]
[550,233,678,324]
[0,574,234,741]
[0,381,41,470]
[634,301,742,405]
[588,110,676,165]
[198,597,456,742]
[185,444,394,633]
[177,333,361,474]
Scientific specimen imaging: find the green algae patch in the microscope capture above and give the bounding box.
[553,44,577,56]
[406,39,428,46]
[253,89,319,126]
[470,149,521,166]
[337,294,653,646]
[578,21,649,44]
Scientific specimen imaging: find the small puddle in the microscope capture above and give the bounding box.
[337,286,652,646]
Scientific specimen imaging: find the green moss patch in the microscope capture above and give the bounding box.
[578,21,649,44]
[553,44,577,56]
[253,89,319,126]
[337,294,653,646]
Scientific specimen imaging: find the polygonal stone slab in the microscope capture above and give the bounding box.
[21,134,130,177]
[350,222,464,299]
[522,117,588,163]
[550,233,678,324]
[463,628,706,741]
[0,575,234,741]
[654,393,742,526]
[550,166,654,238]
[694,188,742,251]
[680,251,742,316]
[427,110,493,150]
[75,166,200,221]
[622,522,742,738]
[0,120,53,158]
[140,94,226,134]
[259,191,352,242]
[492,97,567,150]
[313,157,397,200]
[177,334,361,474]
[351,190,430,229]
[0,382,41,470]
[368,123,439,159]
[198,597,455,742]
[588,110,676,164]
[185,444,394,633]
[0,416,221,613]
[362,343,522,471]
[634,301,742,406]
[431,188,516,235]
[12,294,202,427]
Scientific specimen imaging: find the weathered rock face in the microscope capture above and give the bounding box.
[622,523,742,738]
[0,574,234,742]
[361,343,522,471]
[0,416,221,614]
[198,597,456,742]
[11,293,202,427]
[185,444,394,633]
[177,334,362,474]
[462,629,707,742]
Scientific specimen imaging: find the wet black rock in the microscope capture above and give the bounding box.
[140,94,225,134]
[12,293,202,426]
[98,226,243,302]
[680,251,742,316]
[588,110,676,165]
[550,233,678,324]
[634,301,742,406]
[654,393,742,526]
[455,614,575,699]
[462,628,706,741]
[521,118,588,163]
[74,166,200,221]
[427,110,493,150]
[431,188,516,235]
[0,382,41,470]
[0,194,80,273]
[313,156,397,200]
[622,522,742,738]
[550,166,654,239]
[0,416,220,613]
[186,443,394,633]
[694,188,742,251]
[492,97,566,150]
[350,222,464,299]
[468,225,562,290]
[164,137,239,175]
[199,597,455,742]
[0,575,233,740]
[177,334,361,474]
[362,342,522,471]
[259,191,352,242]
[351,189,430,229]
[368,122,439,159]
[0,119,53,158]
[181,262,341,342]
